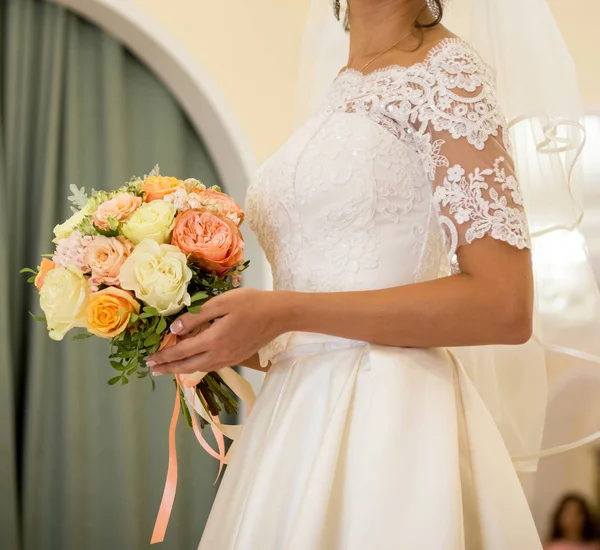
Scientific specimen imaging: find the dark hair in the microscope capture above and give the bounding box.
[334,0,444,32]
[549,493,598,542]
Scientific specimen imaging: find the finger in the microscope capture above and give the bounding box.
[152,351,222,376]
[148,330,215,366]
[170,301,223,336]
[180,322,210,340]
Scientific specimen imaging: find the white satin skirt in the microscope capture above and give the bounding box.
[198,332,542,550]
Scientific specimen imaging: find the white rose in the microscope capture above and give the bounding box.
[40,266,89,341]
[121,201,176,245]
[119,239,192,316]
[53,204,92,241]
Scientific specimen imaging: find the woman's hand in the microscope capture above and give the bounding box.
[147,288,288,375]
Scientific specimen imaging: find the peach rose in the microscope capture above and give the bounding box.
[93,193,142,231]
[35,258,56,290]
[196,188,244,225]
[172,209,244,276]
[87,287,140,338]
[159,331,179,351]
[142,176,185,203]
[86,236,135,288]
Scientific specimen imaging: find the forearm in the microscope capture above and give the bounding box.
[279,273,532,348]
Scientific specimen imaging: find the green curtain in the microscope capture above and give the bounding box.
[1,1,226,548]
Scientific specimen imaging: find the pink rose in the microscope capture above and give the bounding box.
[93,193,142,230]
[196,188,244,225]
[171,209,244,276]
[86,236,134,288]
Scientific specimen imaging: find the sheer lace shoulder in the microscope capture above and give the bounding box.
[423,41,531,262]
[376,39,531,264]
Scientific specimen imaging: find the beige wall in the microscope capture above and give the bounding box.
[548,0,600,109]
[128,0,600,164]
[127,0,310,164]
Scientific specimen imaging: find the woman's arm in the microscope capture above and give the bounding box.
[284,237,533,348]
[148,236,532,375]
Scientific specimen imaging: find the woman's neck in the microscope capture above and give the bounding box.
[346,0,432,65]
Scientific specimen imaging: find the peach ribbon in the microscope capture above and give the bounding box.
[150,389,180,544]
[150,368,256,544]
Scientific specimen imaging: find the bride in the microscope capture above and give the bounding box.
[148,0,596,548]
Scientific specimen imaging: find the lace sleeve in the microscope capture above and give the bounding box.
[432,129,530,261]
[417,41,531,263]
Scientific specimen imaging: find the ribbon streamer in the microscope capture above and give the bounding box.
[150,391,181,544]
[150,369,255,544]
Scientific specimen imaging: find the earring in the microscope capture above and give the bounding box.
[426,0,441,18]
[334,0,341,20]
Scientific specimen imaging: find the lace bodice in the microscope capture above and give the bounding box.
[246,38,530,292]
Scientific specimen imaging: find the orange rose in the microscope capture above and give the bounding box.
[35,258,57,290]
[142,176,185,203]
[87,287,140,338]
[93,193,142,230]
[196,188,244,225]
[86,236,134,287]
[172,209,244,276]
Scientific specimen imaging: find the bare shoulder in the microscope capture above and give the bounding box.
[372,26,459,71]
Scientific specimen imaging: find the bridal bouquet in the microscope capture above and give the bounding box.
[23,166,255,542]
[23,166,249,421]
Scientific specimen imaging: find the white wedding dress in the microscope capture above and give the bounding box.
[199,38,542,550]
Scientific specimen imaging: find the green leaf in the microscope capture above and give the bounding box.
[148,316,160,332]
[144,333,161,347]
[108,376,122,386]
[147,342,161,355]
[29,312,46,323]
[190,291,209,303]
[179,389,192,428]
[143,306,159,316]
[156,317,167,334]
[110,361,128,372]
[107,216,119,231]
[20,268,37,274]
[26,276,37,283]
[187,306,202,314]
[121,376,129,385]
[139,312,157,319]
[93,224,119,238]
[72,333,93,340]
[126,365,137,376]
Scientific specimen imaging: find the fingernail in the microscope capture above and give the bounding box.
[152,371,163,377]
[146,359,156,367]
[170,321,183,334]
